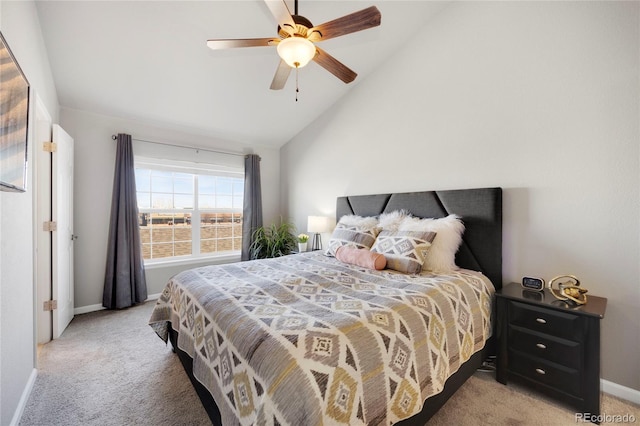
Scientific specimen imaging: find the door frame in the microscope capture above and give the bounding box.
[33,95,52,353]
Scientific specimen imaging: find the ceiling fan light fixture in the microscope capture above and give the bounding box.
[277,36,316,68]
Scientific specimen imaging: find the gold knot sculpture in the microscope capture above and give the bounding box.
[548,275,588,305]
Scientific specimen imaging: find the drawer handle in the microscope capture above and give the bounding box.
[536,343,547,349]
[535,368,546,375]
[535,318,547,324]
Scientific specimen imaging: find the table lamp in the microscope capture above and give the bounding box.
[307,216,331,251]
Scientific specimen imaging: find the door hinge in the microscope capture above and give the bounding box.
[43,142,57,152]
[43,221,57,232]
[43,300,58,311]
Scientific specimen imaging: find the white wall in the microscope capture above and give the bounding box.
[281,2,639,391]
[60,107,281,309]
[0,1,59,424]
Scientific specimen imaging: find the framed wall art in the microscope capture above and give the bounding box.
[0,31,30,192]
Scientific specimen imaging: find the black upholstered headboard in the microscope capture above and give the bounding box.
[336,187,503,289]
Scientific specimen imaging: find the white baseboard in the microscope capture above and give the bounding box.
[73,293,161,315]
[602,379,640,405]
[74,303,105,315]
[146,292,161,301]
[10,368,37,426]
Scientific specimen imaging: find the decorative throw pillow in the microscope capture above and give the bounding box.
[325,215,380,257]
[335,246,387,270]
[371,230,436,274]
[398,214,465,272]
[378,210,409,232]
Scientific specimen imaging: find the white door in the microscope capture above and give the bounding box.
[52,124,74,338]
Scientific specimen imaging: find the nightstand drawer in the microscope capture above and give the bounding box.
[509,301,583,341]
[508,325,582,367]
[508,349,581,396]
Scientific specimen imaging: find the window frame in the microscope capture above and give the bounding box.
[135,156,244,265]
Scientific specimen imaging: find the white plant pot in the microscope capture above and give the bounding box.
[298,242,307,252]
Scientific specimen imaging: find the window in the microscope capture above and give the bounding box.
[134,158,243,263]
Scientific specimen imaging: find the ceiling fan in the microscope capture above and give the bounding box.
[206,0,381,91]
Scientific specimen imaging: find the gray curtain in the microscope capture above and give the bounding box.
[103,133,147,309]
[241,154,263,260]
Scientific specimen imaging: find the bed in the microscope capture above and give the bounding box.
[149,187,502,425]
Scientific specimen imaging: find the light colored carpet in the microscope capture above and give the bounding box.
[20,301,639,426]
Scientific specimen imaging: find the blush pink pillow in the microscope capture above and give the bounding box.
[335,246,387,270]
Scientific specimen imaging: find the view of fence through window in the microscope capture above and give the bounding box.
[135,167,243,261]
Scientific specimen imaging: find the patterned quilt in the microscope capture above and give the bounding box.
[149,251,494,425]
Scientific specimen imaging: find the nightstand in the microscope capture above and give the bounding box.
[496,282,607,422]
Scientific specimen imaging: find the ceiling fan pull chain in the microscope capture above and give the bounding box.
[295,66,300,102]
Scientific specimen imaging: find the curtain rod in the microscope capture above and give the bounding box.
[111,134,248,158]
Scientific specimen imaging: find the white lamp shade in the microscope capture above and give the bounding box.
[307,216,331,233]
[277,37,316,68]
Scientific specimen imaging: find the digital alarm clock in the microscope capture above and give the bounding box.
[521,276,545,291]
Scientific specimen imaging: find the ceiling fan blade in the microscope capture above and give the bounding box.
[264,0,296,36]
[313,47,357,84]
[308,6,381,42]
[207,38,278,50]
[270,60,292,90]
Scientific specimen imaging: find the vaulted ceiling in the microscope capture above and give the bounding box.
[35,1,448,148]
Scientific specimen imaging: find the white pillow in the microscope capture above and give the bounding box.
[337,215,379,228]
[398,214,465,272]
[377,210,409,232]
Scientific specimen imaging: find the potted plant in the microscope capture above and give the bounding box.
[249,219,298,260]
[297,233,309,252]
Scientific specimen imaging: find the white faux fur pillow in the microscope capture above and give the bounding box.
[398,214,465,272]
[377,210,409,232]
[337,215,379,228]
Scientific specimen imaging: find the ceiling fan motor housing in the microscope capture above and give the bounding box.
[278,15,319,39]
